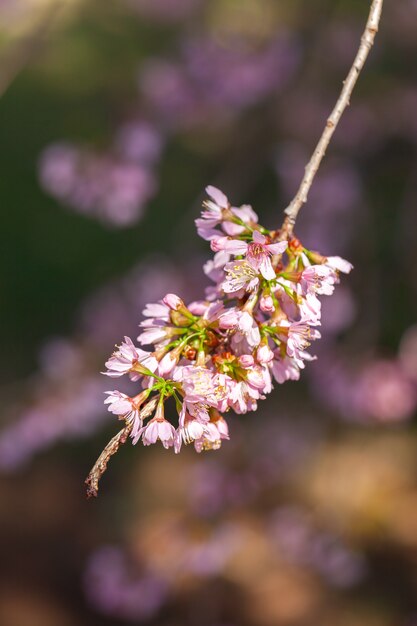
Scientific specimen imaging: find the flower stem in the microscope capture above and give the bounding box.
[281,0,384,236]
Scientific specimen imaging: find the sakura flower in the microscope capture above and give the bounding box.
[137,325,170,346]
[196,186,259,240]
[178,366,229,409]
[214,231,287,280]
[300,265,339,296]
[276,282,321,326]
[270,354,303,383]
[140,419,176,448]
[138,298,186,346]
[158,350,180,376]
[230,204,258,226]
[103,336,158,380]
[222,203,259,236]
[204,250,231,299]
[174,407,207,453]
[256,342,274,364]
[297,290,322,326]
[162,293,185,311]
[245,231,288,279]
[283,321,321,364]
[195,186,229,240]
[210,236,248,255]
[238,355,255,368]
[179,366,216,402]
[204,251,231,283]
[104,390,136,416]
[222,260,259,294]
[245,364,272,394]
[104,390,145,442]
[193,413,230,452]
[325,256,353,274]
[138,403,176,448]
[212,413,229,440]
[175,419,206,452]
[142,301,170,321]
[259,294,275,312]
[227,378,260,413]
[219,309,261,348]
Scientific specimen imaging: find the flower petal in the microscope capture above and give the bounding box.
[252,230,267,244]
[259,256,276,280]
[267,241,288,255]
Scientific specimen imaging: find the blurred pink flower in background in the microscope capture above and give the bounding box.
[38,142,158,227]
[139,34,300,129]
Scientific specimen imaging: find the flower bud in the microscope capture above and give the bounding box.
[238,355,255,368]
[256,342,274,364]
[259,295,275,312]
[219,309,240,329]
[163,293,185,311]
[210,236,229,252]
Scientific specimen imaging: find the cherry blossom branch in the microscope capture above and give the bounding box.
[281,0,384,237]
[85,397,158,497]
[85,7,365,493]
[85,425,133,498]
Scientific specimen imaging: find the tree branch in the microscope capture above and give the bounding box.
[85,396,158,498]
[281,0,384,236]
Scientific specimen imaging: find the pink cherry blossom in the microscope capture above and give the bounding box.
[104,391,144,441]
[193,416,229,452]
[284,321,321,364]
[219,309,261,348]
[178,366,228,409]
[162,293,185,310]
[325,256,353,274]
[137,299,180,346]
[138,403,176,448]
[256,342,274,364]
[142,301,170,320]
[222,260,259,294]
[137,325,170,346]
[297,290,322,326]
[227,379,260,413]
[270,354,302,384]
[238,355,255,368]
[174,407,207,453]
[103,336,158,380]
[158,350,179,376]
[245,231,288,279]
[210,236,248,255]
[140,419,176,448]
[259,294,275,312]
[196,186,259,241]
[195,187,231,241]
[300,265,339,296]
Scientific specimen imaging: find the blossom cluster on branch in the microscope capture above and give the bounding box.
[86,186,351,495]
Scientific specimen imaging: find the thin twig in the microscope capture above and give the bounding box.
[281,0,384,236]
[85,396,158,498]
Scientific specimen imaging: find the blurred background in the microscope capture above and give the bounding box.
[1,0,417,624]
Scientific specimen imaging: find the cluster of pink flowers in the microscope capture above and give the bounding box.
[103,186,352,454]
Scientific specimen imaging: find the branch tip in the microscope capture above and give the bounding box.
[281,0,384,236]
